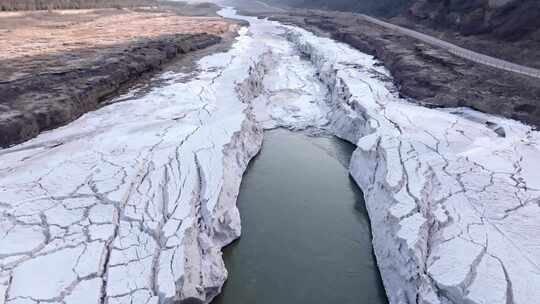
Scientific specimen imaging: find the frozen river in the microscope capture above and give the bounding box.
[1,6,540,304]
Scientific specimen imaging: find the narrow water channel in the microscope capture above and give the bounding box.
[213,129,387,304]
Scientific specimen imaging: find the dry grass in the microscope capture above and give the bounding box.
[0,8,237,81]
[0,0,157,11]
[0,9,233,59]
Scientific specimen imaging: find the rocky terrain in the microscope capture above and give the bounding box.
[394,0,540,68]
[1,7,539,304]
[244,0,540,69]
[0,4,238,148]
[406,0,540,39]
[263,0,540,42]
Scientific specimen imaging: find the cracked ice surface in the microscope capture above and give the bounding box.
[275,21,540,304]
[0,25,266,304]
[0,12,336,303]
[2,7,540,304]
[223,9,540,304]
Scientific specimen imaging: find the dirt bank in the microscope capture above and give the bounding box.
[246,9,540,128]
[398,0,540,69]
[390,14,540,70]
[0,5,240,147]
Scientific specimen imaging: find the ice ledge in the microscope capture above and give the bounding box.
[0,27,265,304]
[285,23,540,304]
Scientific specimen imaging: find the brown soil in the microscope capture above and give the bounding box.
[0,6,240,147]
[0,8,233,82]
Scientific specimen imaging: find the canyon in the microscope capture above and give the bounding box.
[1,4,539,304]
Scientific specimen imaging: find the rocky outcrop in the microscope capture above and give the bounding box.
[0,33,222,148]
[261,0,540,41]
[407,0,540,40]
[2,7,540,304]
[394,0,540,69]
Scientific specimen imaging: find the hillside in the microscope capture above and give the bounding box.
[263,0,540,40]
[397,0,540,68]
[264,0,410,16]
[406,0,540,41]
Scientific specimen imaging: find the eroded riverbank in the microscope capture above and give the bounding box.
[1,6,540,304]
[0,4,237,148]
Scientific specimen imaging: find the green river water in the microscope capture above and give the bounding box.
[213,129,387,304]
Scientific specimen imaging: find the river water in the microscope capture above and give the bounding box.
[213,129,387,304]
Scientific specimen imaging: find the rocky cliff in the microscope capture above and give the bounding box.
[407,0,540,40]
[263,0,540,41]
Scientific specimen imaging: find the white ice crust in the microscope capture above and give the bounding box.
[1,7,539,304]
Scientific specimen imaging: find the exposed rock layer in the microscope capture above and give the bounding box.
[393,0,540,69]
[264,0,409,16]
[406,0,540,40]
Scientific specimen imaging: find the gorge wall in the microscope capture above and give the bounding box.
[262,0,540,41]
[407,0,540,40]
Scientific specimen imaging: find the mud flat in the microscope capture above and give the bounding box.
[0,4,239,147]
